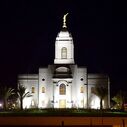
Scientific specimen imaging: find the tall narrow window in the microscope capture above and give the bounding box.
[42,87,45,93]
[59,84,66,95]
[80,87,84,93]
[61,47,67,59]
[32,86,35,93]
[31,100,35,106]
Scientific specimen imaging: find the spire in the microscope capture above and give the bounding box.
[62,13,69,28]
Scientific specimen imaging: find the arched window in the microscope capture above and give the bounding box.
[61,47,67,59]
[42,87,45,93]
[59,84,66,95]
[31,100,35,106]
[80,87,84,93]
[32,86,35,93]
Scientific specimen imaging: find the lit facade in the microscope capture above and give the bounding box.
[18,16,110,109]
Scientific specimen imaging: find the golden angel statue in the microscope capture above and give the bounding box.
[63,13,69,28]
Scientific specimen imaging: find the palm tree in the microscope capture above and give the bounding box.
[0,86,15,110]
[17,84,31,110]
[92,84,108,110]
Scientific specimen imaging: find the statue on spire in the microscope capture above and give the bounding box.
[63,13,69,28]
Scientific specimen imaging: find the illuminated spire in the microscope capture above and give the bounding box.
[62,13,69,28]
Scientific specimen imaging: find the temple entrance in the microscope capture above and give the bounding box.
[59,99,66,108]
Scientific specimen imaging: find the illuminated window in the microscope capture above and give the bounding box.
[42,87,45,93]
[31,86,35,93]
[61,47,67,59]
[59,84,66,95]
[31,100,35,106]
[80,87,84,93]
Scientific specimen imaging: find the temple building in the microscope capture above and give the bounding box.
[18,14,110,109]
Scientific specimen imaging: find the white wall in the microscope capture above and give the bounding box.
[88,74,109,109]
[38,68,49,108]
[17,69,110,109]
[18,74,38,109]
[54,30,74,64]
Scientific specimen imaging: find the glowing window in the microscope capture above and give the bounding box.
[42,87,45,93]
[31,87,35,93]
[80,87,84,93]
[31,100,34,106]
[61,47,67,59]
[59,84,66,95]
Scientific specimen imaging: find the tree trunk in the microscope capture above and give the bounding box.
[20,98,23,110]
[100,98,103,110]
[3,98,7,110]
[121,98,125,111]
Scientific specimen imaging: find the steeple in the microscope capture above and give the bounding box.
[54,14,74,64]
[62,13,69,28]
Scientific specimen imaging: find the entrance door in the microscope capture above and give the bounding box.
[59,100,66,108]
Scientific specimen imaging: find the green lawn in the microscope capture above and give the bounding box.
[0,109,127,117]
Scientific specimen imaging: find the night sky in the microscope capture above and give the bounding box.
[0,1,127,96]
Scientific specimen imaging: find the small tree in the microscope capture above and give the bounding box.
[92,84,108,110]
[112,90,126,110]
[17,84,31,110]
[0,86,15,110]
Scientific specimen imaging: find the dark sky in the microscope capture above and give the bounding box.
[0,1,127,95]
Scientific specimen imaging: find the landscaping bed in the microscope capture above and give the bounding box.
[0,109,127,117]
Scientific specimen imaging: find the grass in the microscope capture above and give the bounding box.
[0,108,127,117]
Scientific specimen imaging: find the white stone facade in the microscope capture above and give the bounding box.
[54,30,74,64]
[18,25,110,109]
